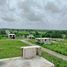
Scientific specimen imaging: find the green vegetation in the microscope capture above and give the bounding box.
[42,51,67,67]
[0,29,67,67]
[28,39,67,67]
[14,31,29,37]
[0,30,7,39]
[42,40,67,56]
[28,39,67,55]
[0,39,27,59]
[1,29,67,39]
[28,39,36,44]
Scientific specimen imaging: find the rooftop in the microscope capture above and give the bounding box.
[0,57,54,67]
[36,38,52,39]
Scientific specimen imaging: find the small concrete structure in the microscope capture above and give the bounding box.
[8,34,16,39]
[21,46,41,59]
[36,38,52,44]
[27,35,34,39]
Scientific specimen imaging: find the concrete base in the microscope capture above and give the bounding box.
[0,56,54,67]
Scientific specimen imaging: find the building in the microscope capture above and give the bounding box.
[8,34,16,39]
[36,38,52,44]
[27,34,34,39]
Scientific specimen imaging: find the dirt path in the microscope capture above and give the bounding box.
[20,40,67,61]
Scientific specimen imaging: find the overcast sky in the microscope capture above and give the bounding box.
[0,0,67,30]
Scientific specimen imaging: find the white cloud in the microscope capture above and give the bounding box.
[0,0,67,30]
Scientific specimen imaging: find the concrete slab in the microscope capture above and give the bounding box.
[0,57,54,67]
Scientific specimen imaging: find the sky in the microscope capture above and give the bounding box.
[0,0,67,30]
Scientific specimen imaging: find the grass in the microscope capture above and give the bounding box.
[42,40,67,56]
[28,39,67,67]
[28,39,67,56]
[0,39,27,59]
[42,51,67,67]
[0,39,67,67]
[28,39,36,44]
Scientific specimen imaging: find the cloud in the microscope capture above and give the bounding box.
[0,0,67,30]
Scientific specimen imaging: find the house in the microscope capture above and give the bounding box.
[36,38,52,44]
[8,34,16,39]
